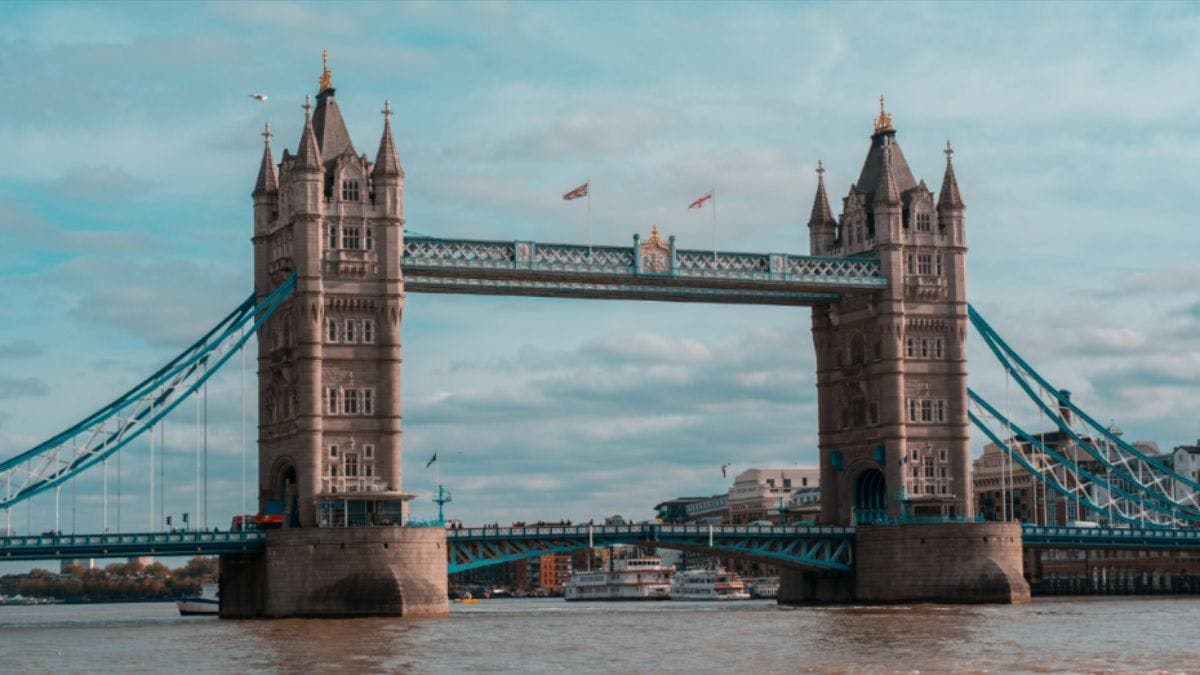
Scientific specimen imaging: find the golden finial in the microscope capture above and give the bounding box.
[816,159,825,180]
[648,225,662,243]
[319,49,333,92]
[874,94,894,134]
[944,139,954,161]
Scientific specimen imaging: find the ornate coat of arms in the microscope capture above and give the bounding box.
[639,226,670,273]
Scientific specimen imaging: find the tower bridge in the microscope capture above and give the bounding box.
[4,58,1200,616]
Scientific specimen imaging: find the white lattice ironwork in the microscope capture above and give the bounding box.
[676,251,770,275]
[403,239,515,268]
[535,244,633,272]
[788,257,884,284]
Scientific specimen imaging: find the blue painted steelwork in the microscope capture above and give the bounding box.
[0,530,266,561]
[402,236,885,305]
[1022,524,1200,549]
[968,305,1200,525]
[445,523,856,574]
[967,395,1171,528]
[0,275,297,510]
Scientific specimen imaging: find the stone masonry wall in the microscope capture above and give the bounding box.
[854,522,1029,603]
[222,526,449,618]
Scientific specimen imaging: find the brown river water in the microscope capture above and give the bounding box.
[1,597,1198,672]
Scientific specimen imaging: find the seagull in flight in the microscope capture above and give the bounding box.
[248,93,268,102]
[721,463,731,478]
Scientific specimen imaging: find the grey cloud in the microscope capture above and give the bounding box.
[0,377,51,400]
[47,166,151,204]
[0,340,43,360]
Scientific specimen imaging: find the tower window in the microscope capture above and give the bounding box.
[849,334,865,366]
[327,319,339,343]
[935,399,947,423]
[344,453,359,477]
[363,389,374,416]
[342,227,361,250]
[935,254,944,276]
[342,180,360,202]
[364,444,374,459]
[934,338,945,359]
[921,400,933,422]
[344,319,357,344]
[343,388,360,415]
[365,227,374,251]
[908,399,918,422]
[326,388,339,415]
[906,338,915,358]
[917,254,932,275]
[916,212,932,232]
[327,225,338,250]
[329,444,339,458]
[363,320,376,343]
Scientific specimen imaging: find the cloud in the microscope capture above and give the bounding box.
[0,340,43,360]
[0,377,50,400]
[47,166,151,204]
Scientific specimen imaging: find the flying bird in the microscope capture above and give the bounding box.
[721,463,731,478]
[248,93,268,102]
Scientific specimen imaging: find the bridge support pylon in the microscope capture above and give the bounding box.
[779,522,1029,604]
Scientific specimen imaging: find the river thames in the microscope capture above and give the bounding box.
[1,597,1197,672]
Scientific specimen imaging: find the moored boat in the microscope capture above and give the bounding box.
[176,584,219,616]
[564,557,672,601]
[669,567,751,600]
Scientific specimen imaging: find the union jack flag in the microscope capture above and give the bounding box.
[562,182,589,200]
[688,191,713,209]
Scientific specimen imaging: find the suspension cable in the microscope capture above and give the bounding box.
[240,330,247,522]
[203,363,208,531]
[194,386,200,532]
[149,401,154,532]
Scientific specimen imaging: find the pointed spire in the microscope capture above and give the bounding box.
[373,99,403,179]
[319,49,333,93]
[937,140,964,211]
[808,160,835,227]
[253,122,278,195]
[874,142,900,206]
[295,94,323,172]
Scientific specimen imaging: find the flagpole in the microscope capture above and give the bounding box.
[587,179,592,257]
[711,187,717,263]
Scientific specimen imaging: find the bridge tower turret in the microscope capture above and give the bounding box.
[812,98,971,526]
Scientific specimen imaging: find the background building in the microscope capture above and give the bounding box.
[727,468,819,524]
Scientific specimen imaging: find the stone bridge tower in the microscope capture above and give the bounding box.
[251,53,408,527]
[808,99,970,526]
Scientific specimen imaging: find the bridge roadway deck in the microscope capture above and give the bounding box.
[401,236,887,305]
[5,524,1199,565]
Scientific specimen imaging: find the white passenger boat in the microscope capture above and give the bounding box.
[564,557,672,601]
[176,584,219,616]
[746,576,780,599]
[669,568,751,600]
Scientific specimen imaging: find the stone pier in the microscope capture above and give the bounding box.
[219,526,448,618]
[779,522,1030,604]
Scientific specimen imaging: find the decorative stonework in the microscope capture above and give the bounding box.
[638,226,670,273]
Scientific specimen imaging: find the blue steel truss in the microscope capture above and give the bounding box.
[402,236,886,305]
[445,523,856,574]
[0,275,296,511]
[0,530,266,561]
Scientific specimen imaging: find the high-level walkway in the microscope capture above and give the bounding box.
[402,235,886,305]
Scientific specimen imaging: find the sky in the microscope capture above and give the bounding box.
[1,1,1199,540]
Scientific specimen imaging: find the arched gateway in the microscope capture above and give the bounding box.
[225,59,1026,617]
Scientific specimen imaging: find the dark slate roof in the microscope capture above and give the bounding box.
[855,130,918,204]
[312,89,356,169]
[253,140,277,195]
[294,112,323,172]
[937,154,965,210]
[808,170,836,226]
[373,117,403,179]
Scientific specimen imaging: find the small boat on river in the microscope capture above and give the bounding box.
[176,584,219,616]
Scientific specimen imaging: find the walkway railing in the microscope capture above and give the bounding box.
[0,530,266,561]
